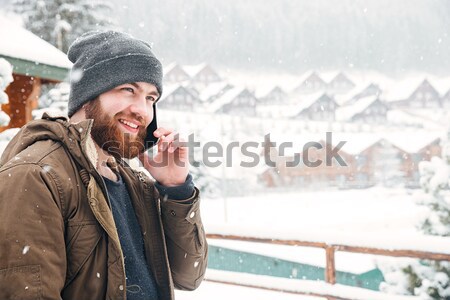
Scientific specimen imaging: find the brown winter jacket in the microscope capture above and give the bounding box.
[0,114,208,300]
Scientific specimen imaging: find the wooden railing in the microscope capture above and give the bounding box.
[206,233,450,300]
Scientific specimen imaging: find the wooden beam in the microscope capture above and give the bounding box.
[207,234,450,261]
[325,246,336,284]
[335,245,450,261]
[206,234,327,248]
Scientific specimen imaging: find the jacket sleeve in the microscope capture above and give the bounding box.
[0,164,66,300]
[159,187,208,290]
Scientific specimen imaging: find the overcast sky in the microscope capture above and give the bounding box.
[4,0,450,76]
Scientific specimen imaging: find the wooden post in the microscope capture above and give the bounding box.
[1,74,41,132]
[325,246,336,284]
[325,246,337,300]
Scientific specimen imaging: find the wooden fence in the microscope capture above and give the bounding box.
[206,233,450,300]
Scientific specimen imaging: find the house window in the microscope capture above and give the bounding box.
[356,155,368,167]
[411,153,423,163]
[174,93,184,102]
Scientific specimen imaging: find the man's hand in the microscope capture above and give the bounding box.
[139,127,189,186]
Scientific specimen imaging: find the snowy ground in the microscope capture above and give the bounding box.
[176,276,325,300]
[175,186,438,298]
[201,186,427,236]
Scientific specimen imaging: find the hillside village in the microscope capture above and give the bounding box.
[153,63,449,191]
[1,20,449,193]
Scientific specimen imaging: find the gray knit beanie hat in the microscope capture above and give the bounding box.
[67,30,163,117]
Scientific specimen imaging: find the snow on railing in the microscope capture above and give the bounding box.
[205,269,420,300]
[206,227,450,300]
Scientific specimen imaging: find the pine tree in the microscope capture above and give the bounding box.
[380,128,450,299]
[403,127,450,299]
[11,0,116,52]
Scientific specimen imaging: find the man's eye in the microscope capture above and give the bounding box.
[122,87,134,93]
[146,96,156,102]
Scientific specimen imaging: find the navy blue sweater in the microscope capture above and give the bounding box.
[103,173,194,300]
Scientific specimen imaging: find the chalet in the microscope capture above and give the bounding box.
[163,62,190,84]
[335,96,388,123]
[259,130,443,189]
[184,63,222,88]
[199,81,234,104]
[441,88,450,109]
[292,71,327,95]
[326,72,356,94]
[386,79,441,109]
[207,87,257,116]
[407,79,441,108]
[258,132,382,189]
[343,83,382,106]
[256,86,288,105]
[0,18,71,132]
[384,132,442,188]
[291,93,338,122]
[157,84,199,111]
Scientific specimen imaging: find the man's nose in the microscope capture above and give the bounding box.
[130,96,149,120]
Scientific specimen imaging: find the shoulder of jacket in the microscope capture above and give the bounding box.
[1,140,83,219]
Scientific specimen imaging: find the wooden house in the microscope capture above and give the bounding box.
[387,79,441,109]
[335,96,388,124]
[292,72,327,95]
[291,93,338,122]
[0,19,71,132]
[327,72,356,94]
[207,87,257,116]
[441,88,450,109]
[157,84,199,111]
[256,86,288,105]
[184,63,222,89]
[384,132,442,188]
[163,62,190,84]
[258,133,382,189]
[407,79,441,108]
[199,82,234,105]
[259,131,442,189]
[344,83,382,105]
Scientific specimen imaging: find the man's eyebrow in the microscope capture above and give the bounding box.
[129,82,160,98]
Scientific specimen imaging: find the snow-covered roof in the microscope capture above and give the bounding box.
[383,131,442,153]
[293,92,334,116]
[199,82,232,102]
[296,70,325,84]
[0,17,71,69]
[159,84,191,102]
[335,95,381,121]
[386,110,444,129]
[183,63,209,77]
[329,72,355,84]
[424,76,450,96]
[163,62,178,73]
[207,86,249,113]
[326,132,382,156]
[256,104,299,118]
[383,77,429,102]
[255,85,285,98]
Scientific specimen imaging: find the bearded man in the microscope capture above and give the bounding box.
[0,30,207,300]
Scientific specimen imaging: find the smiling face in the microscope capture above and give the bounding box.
[85,82,159,159]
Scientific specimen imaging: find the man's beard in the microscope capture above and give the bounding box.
[85,99,147,159]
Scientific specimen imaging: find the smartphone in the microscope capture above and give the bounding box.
[143,104,159,150]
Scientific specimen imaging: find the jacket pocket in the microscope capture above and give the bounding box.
[65,221,102,285]
[0,265,42,299]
